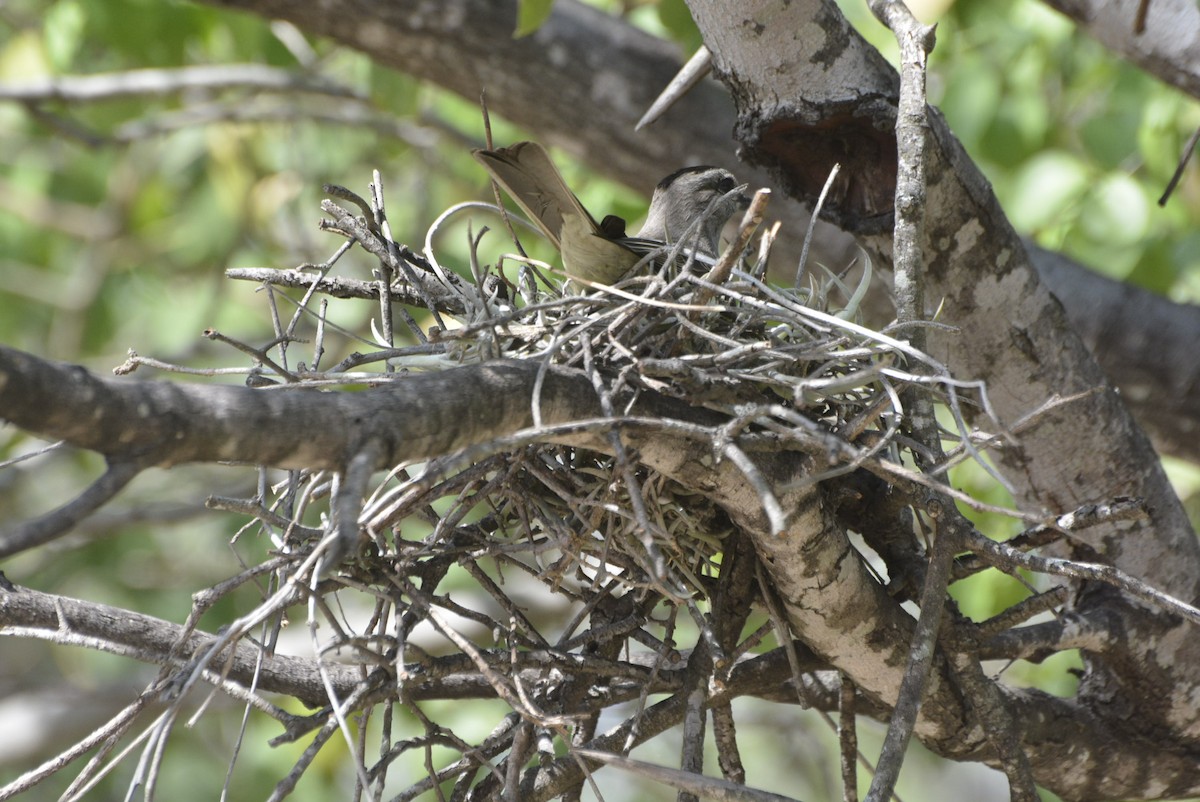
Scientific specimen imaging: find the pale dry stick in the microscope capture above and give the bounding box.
[60,707,172,802]
[0,690,154,800]
[262,284,291,374]
[0,439,64,469]
[416,598,574,728]
[580,335,681,594]
[0,63,364,102]
[320,197,448,332]
[129,690,184,802]
[693,187,770,304]
[575,749,797,802]
[622,606,683,755]
[966,528,1200,627]
[224,264,461,313]
[370,171,397,351]
[796,162,842,287]
[223,269,420,353]
[935,388,1102,476]
[716,439,787,536]
[306,565,378,799]
[201,328,299,382]
[312,297,328,370]
[420,201,495,298]
[166,534,333,708]
[218,611,274,802]
[282,240,353,345]
[839,675,858,802]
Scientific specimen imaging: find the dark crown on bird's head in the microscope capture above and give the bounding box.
[655,165,737,194]
[652,166,744,214]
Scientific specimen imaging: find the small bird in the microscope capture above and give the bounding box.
[473,141,748,285]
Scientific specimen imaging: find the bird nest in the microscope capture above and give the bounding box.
[178,178,1012,801]
[323,186,957,602]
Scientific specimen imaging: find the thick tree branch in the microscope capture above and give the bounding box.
[0,583,356,708]
[1032,244,1200,461]
[0,345,929,730]
[0,64,363,102]
[182,0,1200,465]
[0,346,678,473]
[0,582,855,727]
[1040,0,1200,100]
[5,1,1200,794]
[0,459,142,557]
[685,0,1200,796]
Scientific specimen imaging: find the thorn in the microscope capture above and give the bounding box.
[636,45,712,131]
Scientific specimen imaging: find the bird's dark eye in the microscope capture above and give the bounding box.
[716,176,736,194]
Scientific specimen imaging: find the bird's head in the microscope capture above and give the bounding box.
[640,166,749,256]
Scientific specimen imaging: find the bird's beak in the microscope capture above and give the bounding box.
[733,183,752,211]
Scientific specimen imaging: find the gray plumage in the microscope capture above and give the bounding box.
[638,165,746,258]
[473,142,747,284]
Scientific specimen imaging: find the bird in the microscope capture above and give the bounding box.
[472,141,748,285]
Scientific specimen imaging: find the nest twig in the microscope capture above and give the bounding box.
[198,179,999,801]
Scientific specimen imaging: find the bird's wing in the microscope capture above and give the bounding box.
[472,141,598,251]
[613,236,665,257]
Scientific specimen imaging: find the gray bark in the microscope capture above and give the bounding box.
[192,0,1200,463]
[687,0,1200,797]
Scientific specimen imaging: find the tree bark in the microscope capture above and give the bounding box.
[6,1,1200,797]
[190,0,1200,463]
[686,0,1200,797]
[1040,0,1200,100]
[5,340,1200,798]
[1032,243,1200,462]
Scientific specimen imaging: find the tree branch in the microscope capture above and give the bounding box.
[0,458,143,558]
[89,0,1195,465]
[0,64,364,103]
[1040,0,1200,100]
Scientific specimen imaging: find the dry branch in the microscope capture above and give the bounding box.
[5,148,1200,799]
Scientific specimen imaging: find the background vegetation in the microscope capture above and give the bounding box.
[1,0,1198,799]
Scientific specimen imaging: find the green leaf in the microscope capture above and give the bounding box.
[0,29,50,81]
[937,56,1000,151]
[514,0,555,38]
[43,0,86,70]
[1079,173,1150,246]
[1124,237,1180,295]
[1080,109,1140,169]
[1007,150,1090,234]
[656,0,704,52]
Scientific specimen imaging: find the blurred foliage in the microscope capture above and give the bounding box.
[846,0,1200,300]
[515,0,556,37]
[0,0,1197,800]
